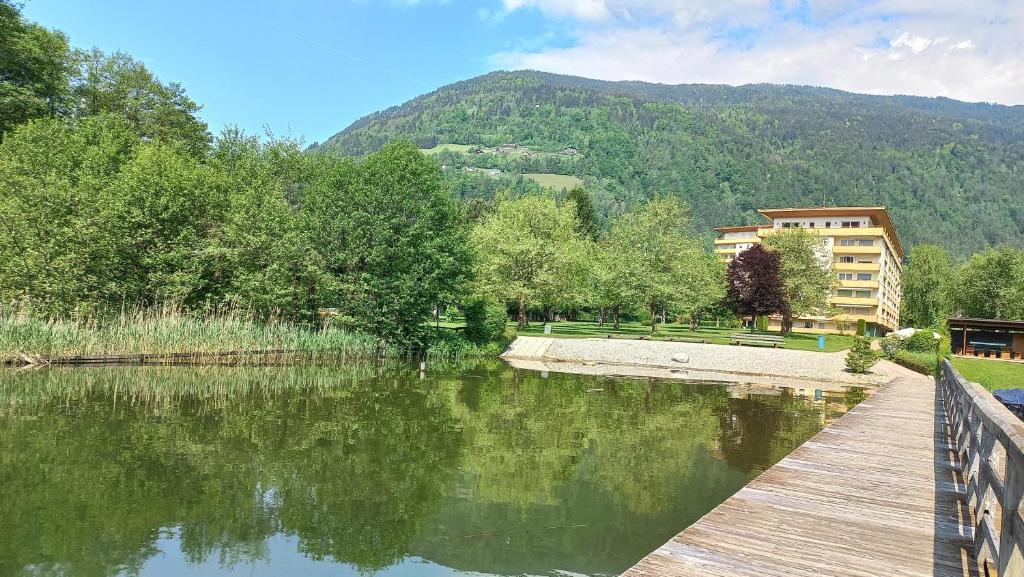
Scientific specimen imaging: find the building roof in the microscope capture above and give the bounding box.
[757,206,904,259]
[948,317,1024,331]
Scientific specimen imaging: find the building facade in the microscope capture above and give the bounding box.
[714,207,903,336]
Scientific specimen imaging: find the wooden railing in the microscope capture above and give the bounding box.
[942,360,1024,576]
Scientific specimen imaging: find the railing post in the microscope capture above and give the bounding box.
[1000,450,1024,577]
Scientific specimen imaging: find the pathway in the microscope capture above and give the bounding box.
[621,361,977,577]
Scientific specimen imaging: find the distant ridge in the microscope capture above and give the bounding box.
[317,70,1024,257]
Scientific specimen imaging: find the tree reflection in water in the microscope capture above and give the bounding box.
[0,362,855,577]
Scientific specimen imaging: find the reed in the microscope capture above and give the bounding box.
[0,304,389,365]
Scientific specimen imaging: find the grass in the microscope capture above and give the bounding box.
[951,357,1024,391]
[511,320,859,353]
[524,173,583,190]
[419,143,476,155]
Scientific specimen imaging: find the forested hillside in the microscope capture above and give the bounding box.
[316,71,1024,257]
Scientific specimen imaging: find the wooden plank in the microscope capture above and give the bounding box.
[621,360,980,577]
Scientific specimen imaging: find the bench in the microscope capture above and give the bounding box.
[665,336,708,344]
[729,332,784,348]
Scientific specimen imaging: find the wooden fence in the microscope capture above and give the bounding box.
[942,359,1024,576]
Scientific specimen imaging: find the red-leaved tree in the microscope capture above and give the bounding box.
[726,244,789,332]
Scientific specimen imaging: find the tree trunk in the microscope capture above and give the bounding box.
[690,313,699,331]
[613,307,621,330]
[518,298,527,329]
[650,301,658,335]
[780,312,791,335]
[598,307,605,326]
[660,307,666,326]
[434,303,440,328]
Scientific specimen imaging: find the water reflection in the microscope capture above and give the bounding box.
[0,362,862,577]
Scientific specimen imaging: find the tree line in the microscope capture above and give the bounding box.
[1,3,841,347]
[900,244,1024,328]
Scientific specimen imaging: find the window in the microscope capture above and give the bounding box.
[824,222,831,228]
[818,322,826,329]
[804,321,813,329]
[782,222,799,228]
[858,239,874,246]
[839,256,855,263]
[838,273,853,280]
[837,289,854,297]
[857,273,872,281]
[854,290,872,298]
[839,239,855,246]
[808,222,815,228]
[841,221,861,228]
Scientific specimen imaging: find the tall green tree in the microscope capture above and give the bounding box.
[566,186,599,240]
[71,49,211,155]
[0,1,73,137]
[0,115,139,315]
[762,229,833,334]
[470,195,589,328]
[304,141,471,342]
[900,244,953,328]
[601,197,712,334]
[950,248,1024,320]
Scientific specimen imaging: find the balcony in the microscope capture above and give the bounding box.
[832,245,882,255]
[714,237,757,245]
[833,313,879,323]
[837,279,879,289]
[835,261,880,272]
[831,296,878,306]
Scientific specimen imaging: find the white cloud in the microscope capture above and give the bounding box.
[492,0,1024,104]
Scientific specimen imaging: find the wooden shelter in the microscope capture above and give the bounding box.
[948,317,1024,360]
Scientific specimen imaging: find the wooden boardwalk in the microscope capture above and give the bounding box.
[622,361,979,577]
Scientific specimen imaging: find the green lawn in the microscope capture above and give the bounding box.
[524,173,584,190]
[951,357,1024,391]
[511,320,858,353]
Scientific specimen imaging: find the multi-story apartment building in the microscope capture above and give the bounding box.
[714,207,903,336]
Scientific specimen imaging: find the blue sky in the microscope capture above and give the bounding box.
[23,1,1023,143]
[23,0,561,143]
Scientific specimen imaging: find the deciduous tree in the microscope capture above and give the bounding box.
[726,244,788,331]
[470,195,589,328]
[762,229,832,334]
[900,244,952,328]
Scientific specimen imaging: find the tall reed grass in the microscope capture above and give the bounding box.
[0,304,391,365]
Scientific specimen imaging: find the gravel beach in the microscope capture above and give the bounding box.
[503,336,890,387]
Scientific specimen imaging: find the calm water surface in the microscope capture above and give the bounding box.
[0,362,864,577]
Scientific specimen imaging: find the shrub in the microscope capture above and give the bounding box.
[755,315,768,331]
[905,330,938,352]
[856,319,867,336]
[937,333,952,360]
[463,298,508,344]
[893,350,938,376]
[445,305,459,323]
[845,336,876,373]
[880,335,903,359]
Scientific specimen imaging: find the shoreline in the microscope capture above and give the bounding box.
[502,336,890,390]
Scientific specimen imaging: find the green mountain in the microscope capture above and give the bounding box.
[316,70,1024,257]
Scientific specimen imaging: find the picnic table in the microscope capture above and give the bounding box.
[969,341,1012,358]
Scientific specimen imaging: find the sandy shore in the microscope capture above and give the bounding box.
[502,336,890,390]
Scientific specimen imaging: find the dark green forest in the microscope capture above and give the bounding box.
[316,70,1024,258]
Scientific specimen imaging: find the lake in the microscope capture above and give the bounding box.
[0,361,864,577]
